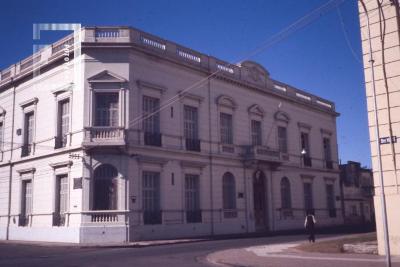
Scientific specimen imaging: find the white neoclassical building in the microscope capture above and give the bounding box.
[0,26,343,243]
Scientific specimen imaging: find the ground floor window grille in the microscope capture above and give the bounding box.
[185,174,201,223]
[142,171,161,224]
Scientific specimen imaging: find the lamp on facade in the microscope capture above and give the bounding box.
[301,148,307,155]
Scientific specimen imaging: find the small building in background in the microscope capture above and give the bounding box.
[339,161,374,226]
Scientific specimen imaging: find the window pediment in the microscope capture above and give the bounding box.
[49,160,73,169]
[320,128,332,136]
[88,70,127,84]
[248,104,265,117]
[274,111,290,123]
[298,122,311,130]
[216,95,237,109]
[19,97,38,108]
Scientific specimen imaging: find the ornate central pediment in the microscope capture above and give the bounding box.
[241,61,270,85]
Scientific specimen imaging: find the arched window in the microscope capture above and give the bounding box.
[223,172,236,210]
[280,177,292,209]
[93,164,118,210]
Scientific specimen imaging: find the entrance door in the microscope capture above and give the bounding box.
[253,170,267,231]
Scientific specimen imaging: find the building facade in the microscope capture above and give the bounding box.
[339,161,374,225]
[0,26,342,243]
[358,0,400,255]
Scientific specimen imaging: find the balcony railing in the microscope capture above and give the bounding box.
[81,210,128,225]
[185,138,201,152]
[83,127,125,147]
[303,156,312,167]
[144,132,162,147]
[21,144,32,157]
[242,145,281,163]
[186,210,202,223]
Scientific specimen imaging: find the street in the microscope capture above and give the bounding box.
[0,234,398,267]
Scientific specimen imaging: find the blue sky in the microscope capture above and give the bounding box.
[0,0,370,167]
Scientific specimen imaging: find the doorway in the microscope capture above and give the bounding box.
[253,170,268,231]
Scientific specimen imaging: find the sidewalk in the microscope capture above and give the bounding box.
[207,235,400,267]
[0,238,207,249]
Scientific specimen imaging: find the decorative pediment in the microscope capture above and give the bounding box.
[241,61,270,82]
[49,160,73,169]
[298,122,311,130]
[320,128,332,136]
[274,111,290,123]
[88,70,127,83]
[248,104,265,117]
[216,95,237,109]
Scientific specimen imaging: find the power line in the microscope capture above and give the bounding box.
[128,0,347,129]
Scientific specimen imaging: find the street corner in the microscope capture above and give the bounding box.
[206,248,256,267]
[206,241,302,267]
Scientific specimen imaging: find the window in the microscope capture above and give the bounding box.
[20,180,32,226]
[93,164,118,210]
[326,184,336,217]
[278,126,288,153]
[54,174,68,226]
[223,172,237,218]
[95,93,119,127]
[22,112,34,157]
[142,171,161,224]
[220,113,233,144]
[55,99,70,148]
[323,138,333,169]
[301,132,311,167]
[280,177,292,210]
[303,182,313,213]
[351,205,358,216]
[143,96,161,146]
[251,120,262,146]
[184,105,200,151]
[185,174,201,223]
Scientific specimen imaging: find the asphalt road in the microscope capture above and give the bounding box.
[0,234,307,267]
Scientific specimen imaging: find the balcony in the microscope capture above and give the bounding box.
[144,132,162,147]
[81,210,128,226]
[242,145,282,164]
[185,138,201,152]
[83,127,126,147]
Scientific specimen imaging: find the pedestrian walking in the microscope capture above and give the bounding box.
[304,212,316,243]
